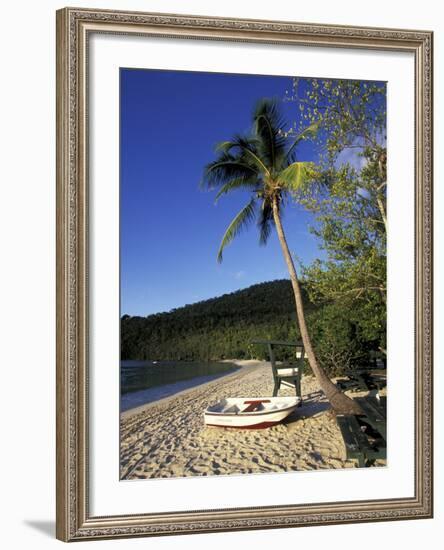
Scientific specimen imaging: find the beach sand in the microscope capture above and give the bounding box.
[120,360,386,479]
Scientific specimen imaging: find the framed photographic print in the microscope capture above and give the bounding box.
[56,7,433,542]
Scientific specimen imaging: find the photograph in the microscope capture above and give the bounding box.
[119,69,388,480]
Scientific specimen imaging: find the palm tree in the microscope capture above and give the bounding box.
[202,99,362,415]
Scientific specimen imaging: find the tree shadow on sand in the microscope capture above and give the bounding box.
[283,390,331,429]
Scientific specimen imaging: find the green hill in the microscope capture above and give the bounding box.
[121,280,313,361]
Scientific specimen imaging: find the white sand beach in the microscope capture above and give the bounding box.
[120,360,385,479]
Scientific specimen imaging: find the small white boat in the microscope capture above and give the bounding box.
[204,397,300,429]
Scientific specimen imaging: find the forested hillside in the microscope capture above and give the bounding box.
[121,280,310,362]
[121,279,381,374]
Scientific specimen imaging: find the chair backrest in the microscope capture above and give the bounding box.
[251,340,305,378]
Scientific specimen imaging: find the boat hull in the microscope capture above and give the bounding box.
[204,397,300,429]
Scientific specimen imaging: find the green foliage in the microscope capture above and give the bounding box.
[307,302,381,377]
[286,78,387,355]
[285,78,386,163]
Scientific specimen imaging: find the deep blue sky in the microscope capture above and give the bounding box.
[120,69,322,316]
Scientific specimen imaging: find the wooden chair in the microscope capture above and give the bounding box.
[251,340,305,399]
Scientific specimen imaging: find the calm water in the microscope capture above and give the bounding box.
[120,360,239,412]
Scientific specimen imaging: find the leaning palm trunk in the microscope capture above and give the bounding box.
[272,199,363,415]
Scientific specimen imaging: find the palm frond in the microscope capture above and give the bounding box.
[257,200,274,245]
[214,136,257,154]
[217,198,257,262]
[278,161,315,191]
[285,121,320,161]
[201,153,258,190]
[253,99,287,171]
[214,177,260,203]
[214,140,235,153]
[226,135,270,176]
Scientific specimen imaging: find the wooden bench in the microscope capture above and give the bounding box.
[336,413,386,467]
[336,369,387,393]
[336,394,387,467]
[251,340,305,400]
[355,395,387,441]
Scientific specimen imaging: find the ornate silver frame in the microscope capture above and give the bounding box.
[56,7,433,542]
